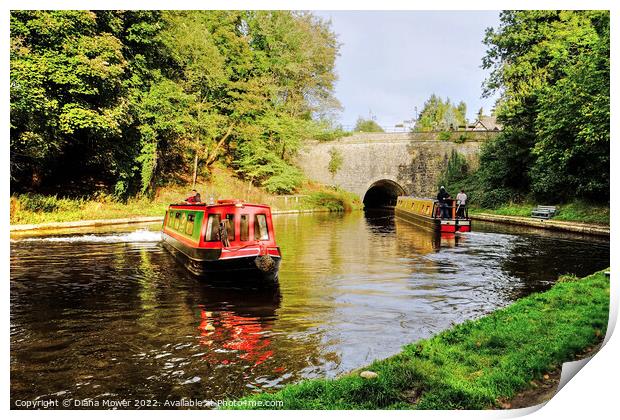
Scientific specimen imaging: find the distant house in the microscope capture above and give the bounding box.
[465,115,503,131]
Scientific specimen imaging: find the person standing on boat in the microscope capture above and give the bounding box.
[185,189,202,204]
[456,189,468,218]
[437,186,451,219]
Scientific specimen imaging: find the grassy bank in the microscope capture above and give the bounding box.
[10,167,361,225]
[228,269,610,409]
[469,201,609,225]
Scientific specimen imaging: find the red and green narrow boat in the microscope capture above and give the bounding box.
[395,196,471,233]
[161,200,281,284]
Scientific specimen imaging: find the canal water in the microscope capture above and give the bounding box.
[10,211,609,404]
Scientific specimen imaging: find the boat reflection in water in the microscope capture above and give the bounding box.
[436,232,465,250]
[194,283,281,368]
[363,208,466,252]
[394,216,466,253]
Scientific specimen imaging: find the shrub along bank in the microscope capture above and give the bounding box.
[228,269,610,409]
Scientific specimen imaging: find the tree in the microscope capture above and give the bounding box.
[10,10,341,197]
[353,117,384,133]
[10,11,129,192]
[413,94,467,131]
[480,11,610,203]
[436,150,470,193]
[159,11,340,194]
[328,147,343,176]
[530,12,609,201]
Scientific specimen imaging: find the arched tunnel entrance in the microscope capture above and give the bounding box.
[362,180,406,208]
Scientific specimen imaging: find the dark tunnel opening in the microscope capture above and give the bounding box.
[362,180,406,208]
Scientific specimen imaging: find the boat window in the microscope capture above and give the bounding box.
[240,214,249,241]
[254,214,269,241]
[185,214,195,235]
[174,212,181,230]
[167,211,174,226]
[179,213,187,232]
[205,214,221,241]
[225,214,235,240]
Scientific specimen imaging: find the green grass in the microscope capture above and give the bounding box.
[10,194,168,225]
[302,188,362,212]
[10,167,362,225]
[469,201,609,225]
[226,269,610,409]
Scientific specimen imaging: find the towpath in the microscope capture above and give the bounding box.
[471,213,609,237]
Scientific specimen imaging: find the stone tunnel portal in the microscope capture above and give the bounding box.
[362,180,406,208]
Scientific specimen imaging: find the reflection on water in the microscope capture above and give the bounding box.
[196,286,280,369]
[10,211,609,405]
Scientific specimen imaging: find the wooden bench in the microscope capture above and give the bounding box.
[531,205,557,219]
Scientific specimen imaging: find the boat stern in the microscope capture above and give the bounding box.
[440,219,471,233]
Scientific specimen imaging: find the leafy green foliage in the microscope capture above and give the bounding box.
[227,270,609,409]
[327,148,343,176]
[434,150,509,208]
[438,131,452,141]
[10,11,131,193]
[15,194,78,213]
[233,138,304,194]
[531,16,610,200]
[10,11,340,198]
[455,133,469,144]
[480,11,609,204]
[414,95,467,131]
[313,125,352,142]
[353,117,384,133]
[436,150,469,193]
[465,132,530,208]
[303,188,360,212]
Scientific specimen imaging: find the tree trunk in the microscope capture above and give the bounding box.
[247,177,253,200]
[192,151,198,189]
[147,153,158,196]
[205,124,235,167]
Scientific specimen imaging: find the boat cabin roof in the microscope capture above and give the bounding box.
[168,199,270,211]
[398,196,438,204]
[163,199,277,248]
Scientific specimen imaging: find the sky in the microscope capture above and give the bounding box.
[315,11,502,129]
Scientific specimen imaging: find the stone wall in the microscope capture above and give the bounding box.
[296,132,497,199]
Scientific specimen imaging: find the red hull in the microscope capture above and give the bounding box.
[440,224,471,233]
